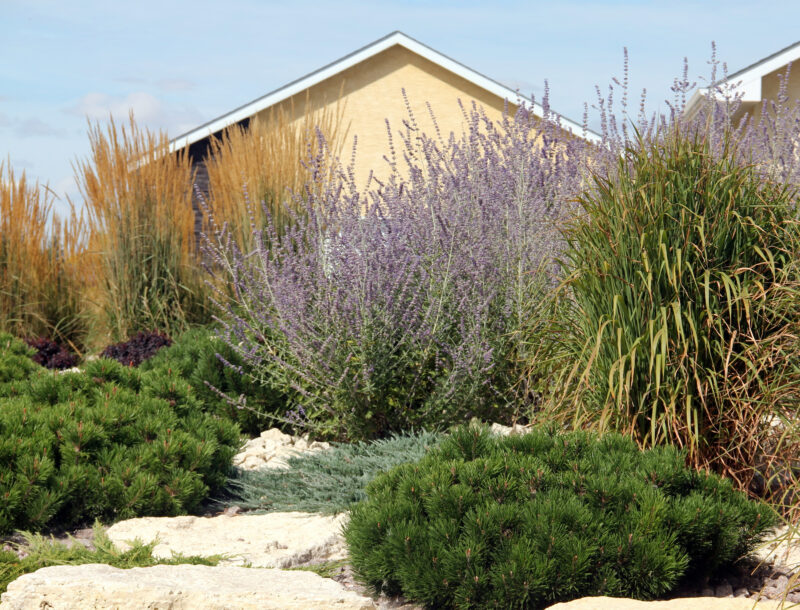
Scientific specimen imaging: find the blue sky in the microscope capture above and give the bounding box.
[4,0,800,215]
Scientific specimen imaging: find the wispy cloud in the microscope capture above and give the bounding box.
[0,111,67,138]
[14,117,67,138]
[112,77,196,92]
[65,91,205,135]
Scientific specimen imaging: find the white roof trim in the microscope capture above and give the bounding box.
[169,31,600,152]
[684,40,800,116]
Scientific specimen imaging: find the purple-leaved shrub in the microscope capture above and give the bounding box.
[202,95,588,440]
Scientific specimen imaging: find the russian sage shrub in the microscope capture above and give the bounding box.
[203,100,587,440]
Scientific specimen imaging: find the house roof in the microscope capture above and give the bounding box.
[169,31,601,153]
[684,40,800,115]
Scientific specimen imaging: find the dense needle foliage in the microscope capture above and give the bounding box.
[140,327,288,436]
[0,334,241,535]
[345,425,776,609]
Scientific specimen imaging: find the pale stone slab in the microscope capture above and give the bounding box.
[106,512,348,568]
[233,428,331,471]
[546,597,782,610]
[489,422,531,436]
[0,564,377,610]
[752,525,800,569]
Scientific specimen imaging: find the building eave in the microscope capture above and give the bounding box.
[684,40,800,117]
[169,31,601,153]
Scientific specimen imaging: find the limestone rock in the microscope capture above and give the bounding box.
[752,525,800,569]
[233,428,331,471]
[106,512,348,568]
[0,564,376,609]
[546,597,781,609]
[489,422,531,436]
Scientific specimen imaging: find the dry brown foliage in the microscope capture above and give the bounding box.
[204,93,346,250]
[75,114,208,341]
[0,162,89,349]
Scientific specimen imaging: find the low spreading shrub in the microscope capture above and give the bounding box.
[0,340,241,535]
[140,327,287,436]
[24,337,78,370]
[0,333,40,395]
[100,330,172,367]
[224,429,443,514]
[345,425,776,609]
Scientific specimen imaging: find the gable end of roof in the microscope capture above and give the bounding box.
[169,31,600,153]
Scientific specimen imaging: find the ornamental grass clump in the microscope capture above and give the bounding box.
[0,163,90,351]
[344,425,776,609]
[550,123,800,510]
[76,115,210,342]
[203,95,345,253]
[204,98,587,440]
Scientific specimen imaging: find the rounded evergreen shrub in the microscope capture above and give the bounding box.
[0,333,40,394]
[140,327,288,436]
[0,356,241,535]
[344,425,776,609]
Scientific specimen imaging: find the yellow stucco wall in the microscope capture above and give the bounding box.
[252,44,519,190]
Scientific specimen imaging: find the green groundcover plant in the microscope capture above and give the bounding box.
[223,429,443,514]
[345,425,776,609]
[0,333,39,395]
[0,522,223,595]
[0,334,241,535]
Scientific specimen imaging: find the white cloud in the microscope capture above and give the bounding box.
[65,91,205,136]
[67,91,161,122]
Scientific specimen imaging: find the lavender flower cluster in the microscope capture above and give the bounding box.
[201,93,587,439]
[202,46,800,441]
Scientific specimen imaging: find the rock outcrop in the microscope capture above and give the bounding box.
[106,511,348,568]
[0,564,377,609]
[753,525,800,570]
[233,428,331,471]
